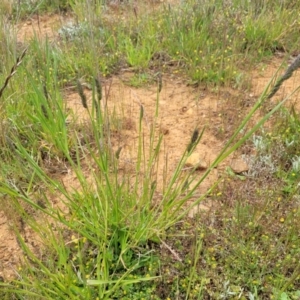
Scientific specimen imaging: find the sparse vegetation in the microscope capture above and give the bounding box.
[1,0,300,299]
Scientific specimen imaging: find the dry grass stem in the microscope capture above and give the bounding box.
[160,239,182,262]
[0,47,28,99]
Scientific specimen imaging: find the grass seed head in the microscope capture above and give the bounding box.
[268,54,300,100]
[43,83,49,100]
[0,47,27,99]
[95,77,102,101]
[115,146,122,159]
[77,80,88,109]
[140,104,144,120]
[41,104,49,119]
[187,128,199,153]
[157,72,162,93]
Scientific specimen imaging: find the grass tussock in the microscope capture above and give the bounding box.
[0,1,300,299]
[22,0,299,88]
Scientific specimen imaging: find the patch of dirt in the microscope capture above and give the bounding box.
[15,0,181,44]
[69,76,222,182]
[0,211,22,281]
[16,13,72,42]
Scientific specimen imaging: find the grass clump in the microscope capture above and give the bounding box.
[50,0,300,87]
[1,53,299,298]
[12,0,71,19]
[9,0,299,87]
[1,0,300,299]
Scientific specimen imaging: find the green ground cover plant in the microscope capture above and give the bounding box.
[1,0,300,299]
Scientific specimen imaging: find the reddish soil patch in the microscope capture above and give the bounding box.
[16,13,72,42]
[0,211,22,280]
[65,75,223,191]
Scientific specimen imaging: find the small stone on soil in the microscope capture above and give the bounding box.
[185,153,208,170]
[230,158,249,174]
